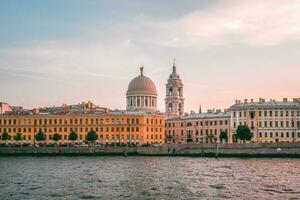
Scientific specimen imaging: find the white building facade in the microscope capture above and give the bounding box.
[230,98,300,143]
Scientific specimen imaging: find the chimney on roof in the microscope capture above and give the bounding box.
[283,98,288,102]
[250,99,253,103]
[207,109,213,113]
[216,109,221,113]
[244,99,248,103]
[293,98,298,102]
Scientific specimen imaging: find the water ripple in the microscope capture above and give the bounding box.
[0,157,299,200]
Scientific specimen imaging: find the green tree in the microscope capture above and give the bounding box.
[236,125,252,142]
[35,130,46,146]
[219,130,228,143]
[52,133,61,146]
[86,130,98,144]
[69,131,78,144]
[1,131,9,145]
[14,133,22,147]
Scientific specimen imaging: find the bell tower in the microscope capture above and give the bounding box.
[165,60,184,116]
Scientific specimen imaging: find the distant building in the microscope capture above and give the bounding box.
[166,111,230,144]
[1,62,299,145]
[0,102,12,114]
[230,98,300,143]
[164,63,230,144]
[0,67,165,145]
[165,61,184,117]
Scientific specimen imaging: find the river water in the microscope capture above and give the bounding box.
[0,157,299,200]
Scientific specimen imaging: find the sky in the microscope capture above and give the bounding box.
[0,0,300,112]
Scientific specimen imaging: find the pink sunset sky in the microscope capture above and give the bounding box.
[0,0,299,112]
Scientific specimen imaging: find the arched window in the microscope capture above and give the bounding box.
[169,88,173,96]
[178,88,180,96]
[187,122,193,127]
[145,98,148,107]
[168,103,172,112]
[179,103,182,112]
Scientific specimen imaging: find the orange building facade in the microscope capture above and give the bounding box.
[0,111,165,145]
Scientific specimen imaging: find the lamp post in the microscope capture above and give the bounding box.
[127,122,131,147]
[292,116,297,142]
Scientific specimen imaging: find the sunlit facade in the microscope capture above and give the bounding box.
[166,111,230,144]
[0,112,165,145]
[230,98,300,143]
[0,67,165,145]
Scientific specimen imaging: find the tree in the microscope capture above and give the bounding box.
[219,130,228,143]
[1,131,9,145]
[236,125,252,142]
[14,133,22,147]
[86,130,98,144]
[35,130,46,146]
[69,131,78,144]
[52,133,61,146]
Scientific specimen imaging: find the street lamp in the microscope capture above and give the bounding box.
[127,122,131,148]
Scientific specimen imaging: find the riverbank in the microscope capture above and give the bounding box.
[0,142,299,158]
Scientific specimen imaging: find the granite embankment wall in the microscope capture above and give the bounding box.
[0,142,299,157]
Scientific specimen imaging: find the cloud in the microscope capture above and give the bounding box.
[120,0,300,48]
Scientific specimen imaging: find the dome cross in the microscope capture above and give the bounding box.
[140,65,144,76]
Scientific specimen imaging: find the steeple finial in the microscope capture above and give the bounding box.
[172,59,176,74]
[140,65,144,76]
[199,104,202,113]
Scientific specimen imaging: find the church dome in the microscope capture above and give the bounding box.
[126,69,157,96]
[126,66,158,112]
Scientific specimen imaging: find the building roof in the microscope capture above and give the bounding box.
[126,67,157,96]
[167,112,230,121]
[230,101,300,110]
[0,110,165,118]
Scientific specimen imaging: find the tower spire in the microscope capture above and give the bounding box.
[172,59,176,74]
[140,65,144,76]
[199,104,202,113]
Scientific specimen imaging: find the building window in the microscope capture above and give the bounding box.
[265,132,268,138]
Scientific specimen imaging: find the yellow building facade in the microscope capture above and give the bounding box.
[0,112,165,145]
